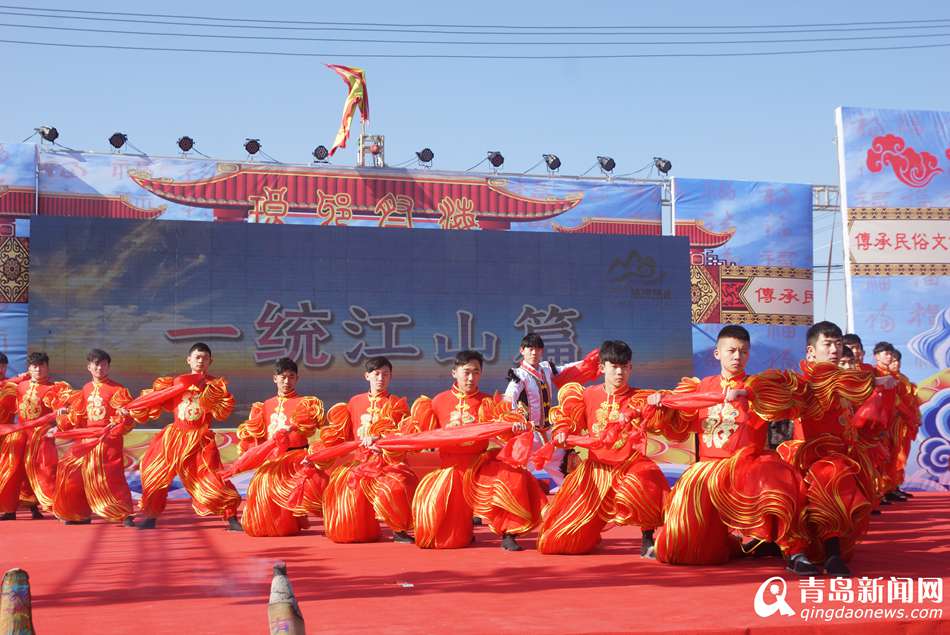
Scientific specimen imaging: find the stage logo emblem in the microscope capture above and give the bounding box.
[754,577,795,618]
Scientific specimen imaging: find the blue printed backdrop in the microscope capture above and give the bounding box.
[0,143,35,374]
[836,106,950,491]
[672,177,814,376]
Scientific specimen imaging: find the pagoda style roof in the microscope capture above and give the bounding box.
[553,217,734,248]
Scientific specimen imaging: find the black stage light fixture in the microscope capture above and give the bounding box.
[487,151,504,169]
[109,132,128,150]
[313,145,329,161]
[597,155,616,173]
[416,147,434,164]
[654,157,673,175]
[543,153,561,171]
[37,126,59,143]
[177,136,195,152]
[244,138,261,155]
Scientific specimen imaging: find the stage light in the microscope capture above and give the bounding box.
[543,154,561,172]
[37,126,58,143]
[654,157,673,175]
[487,151,504,169]
[177,136,194,152]
[109,132,128,150]
[597,155,616,174]
[244,139,261,155]
[313,145,329,161]
[416,147,434,164]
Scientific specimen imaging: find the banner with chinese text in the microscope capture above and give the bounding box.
[671,177,814,376]
[0,142,35,373]
[836,106,950,491]
[29,217,694,462]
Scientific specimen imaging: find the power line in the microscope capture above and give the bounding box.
[3,4,950,31]
[5,20,950,46]
[4,8,950,36]
[3,37,950,59]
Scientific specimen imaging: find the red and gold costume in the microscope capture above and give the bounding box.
[891,374,921,489]
[132,374,240,520]
[52,379,134,522]
[320,392,416,543]
[407,386,545,549]
[0,381,25,514]
[14,378,71,511]
[536,382,669,555]
[651,371,810,565]
[235,392,325,537]
[778,361,876,560]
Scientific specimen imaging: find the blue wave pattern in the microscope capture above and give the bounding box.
[917,388,950,482]
[909,306,950,370]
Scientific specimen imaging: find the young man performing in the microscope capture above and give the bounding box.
[10,353,71,518]
[646,326,820,574]
[778,322,893,576]
[407,350,544,551]
[0,352,46,520]
[503,334,599,490]
[132,343,242,531]
[321,356,417,544]
[52,349,136,526]
[535,340,669,556]
[871,344,919,504]
[236,357,325,537]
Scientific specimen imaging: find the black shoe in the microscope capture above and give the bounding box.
[472,517,483,526]
[824,555,852,577]
[640,530,656,559]
[879,497,892,506]
[886,490,907,502]
[0,512,15,521]
[786,553,821,576]
[501,533,523,551]
[393,531,414,544]
[226,517,243,532]
[30,506,45,520]
[122,516,136,527]
[744,540,783,559]
[64,518,92,525]
[897,488,914,499]
[137,517,157,530]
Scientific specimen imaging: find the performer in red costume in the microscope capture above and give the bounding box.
[647,326,820,574]
[235,357,325,537]
[0,352,46,520]
[321,356,416,544]
[132,343,242,530]
[52,349,135,525]
[535,340,669,556]
[10,352,71,518]
[871,344,919,504]
[778,322,894,576]
[407,350,544,551]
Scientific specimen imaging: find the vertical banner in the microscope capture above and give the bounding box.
[0,143,35,373]
[836,106,950,491]
[672,177,814,376]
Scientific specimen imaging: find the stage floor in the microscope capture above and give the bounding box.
[3,493,948,634]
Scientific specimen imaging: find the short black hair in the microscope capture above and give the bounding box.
[86,348,112,364]
[27,352,49,366]
[873,341,896,355]
[364,356,392,373]
[188,342,212,355]
[806,321,842,346]
[274,357,298,375]
[599,340,632,365]
[840,346,855,360]
[0,352,7,365]
[892,349,902,361]
[454,350,484,369]
[717,325,750,343]
[520,333,545,349]
[842,333,863,348]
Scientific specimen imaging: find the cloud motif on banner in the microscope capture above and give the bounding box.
[866,134,943,188]
[909,306,950,370]
[917,388,950,480]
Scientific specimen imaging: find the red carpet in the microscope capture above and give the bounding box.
[3,493,948,634]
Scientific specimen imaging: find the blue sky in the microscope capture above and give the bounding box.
[3,1,948,326]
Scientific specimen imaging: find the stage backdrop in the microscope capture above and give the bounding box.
[836,106,950,491]
[671,177,814,376]
[28,216,693,447]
